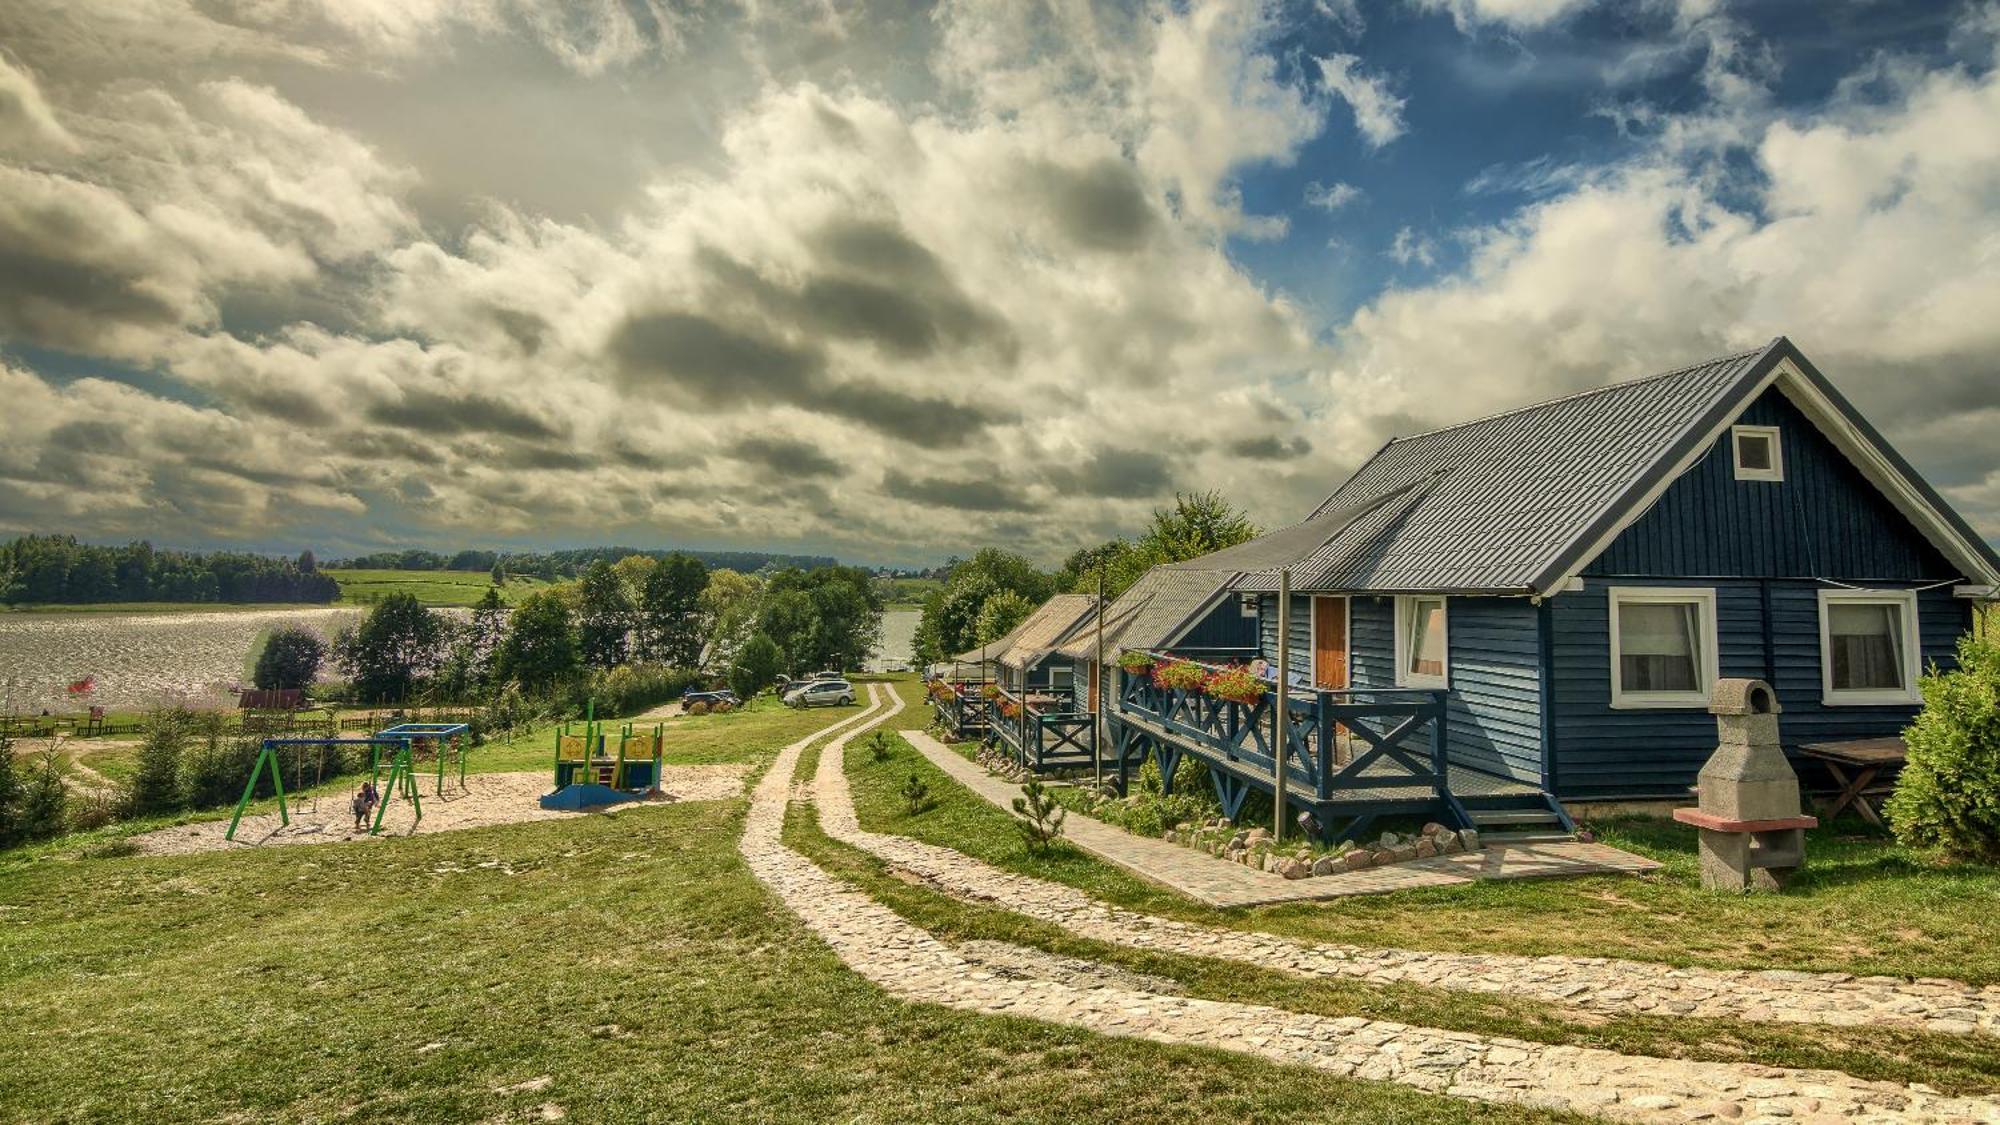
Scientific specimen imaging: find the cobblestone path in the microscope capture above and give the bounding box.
[739,684,2000,1123]
[835,726,2000,1040]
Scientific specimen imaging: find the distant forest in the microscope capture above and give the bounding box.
[334,546,842,579]
[0,535,339,606]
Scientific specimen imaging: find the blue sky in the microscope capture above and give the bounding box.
[1,0,1997,567]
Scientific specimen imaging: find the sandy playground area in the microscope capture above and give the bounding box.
[129,764,752,857]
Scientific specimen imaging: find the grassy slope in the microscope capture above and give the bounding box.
[865,680,2000,983]
[0,701,1564,1124]
[801,734,2000,1096]
[326,569,549,607]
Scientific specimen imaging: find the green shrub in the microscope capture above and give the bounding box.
[253,627,325,691]
[0,735,20,848]
[16,748,68,843]
[1886,635,2000,860]
[592,663,705,717]
[176,716,262,809]
[901,773,931,815]
[865,731,893,763]
[130,709,191,816]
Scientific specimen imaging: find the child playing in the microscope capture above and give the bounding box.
[351,781,379,832]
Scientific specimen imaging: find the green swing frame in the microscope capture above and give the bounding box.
[225,723,470,842]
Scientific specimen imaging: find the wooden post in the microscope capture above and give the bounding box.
[1274,570,1290,844]
[1094,566,1106,792]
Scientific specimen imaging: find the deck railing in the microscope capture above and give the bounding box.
[931,682,994,739]
[1116,653,1450,804]
[990,686,1098,773]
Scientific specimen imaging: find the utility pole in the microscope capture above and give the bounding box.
[1274,569,1291,844]
[1094,565,1106,792]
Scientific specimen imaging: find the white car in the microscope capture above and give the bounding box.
[784,678,856,708]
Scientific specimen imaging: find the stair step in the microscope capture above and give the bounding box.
[1466,808,1565,826]
[1478,829,1579,845]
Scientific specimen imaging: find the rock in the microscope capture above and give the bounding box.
[1459,829,1481,851]
[1343,849,1373,870]
[1246,827,1272,843]
[1576,828,1597,843]
[1415,839,1438,859]
[1392,845,1419,863]
[1311,855,1340,877]
[1433,829,1459,853]
[1370,849,1396,865]
[1421,821,1446,837]
[1377,831,1402,849]
[1175,822,1192,833]
[1216,817,1232,829]
[1162,830,1175,842]
[1278,858,1309,880]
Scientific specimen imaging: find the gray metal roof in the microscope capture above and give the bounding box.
[997,594,1098,669]
[1225,344,1769,595]
[1119,336,2000,604]
[1054,566,1235,659]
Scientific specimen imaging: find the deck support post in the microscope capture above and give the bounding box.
[1094,566,1106,794]
[1274,569,1291,844]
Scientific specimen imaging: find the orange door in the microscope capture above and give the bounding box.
[1313,596,1348,690]
[1088,662,1101,713]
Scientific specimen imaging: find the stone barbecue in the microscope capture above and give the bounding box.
[1674,678,1818,891]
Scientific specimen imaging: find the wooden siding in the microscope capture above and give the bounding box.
[1547,578,1969,799]
[1275,593,1544,786]
[1174,596,1261,654]
[1584,387,1957,581]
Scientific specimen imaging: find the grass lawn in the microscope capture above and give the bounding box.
[326,568,550,607]
[0,723,1570,1123]
[865,683,2000,984]
[800,737,2000,1096]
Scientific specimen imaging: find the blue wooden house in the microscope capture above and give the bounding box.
[1108,338,2000,842]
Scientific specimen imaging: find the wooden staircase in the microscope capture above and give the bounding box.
[1457,790,1577,844]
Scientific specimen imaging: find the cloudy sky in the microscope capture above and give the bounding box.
[1,0,1997,567]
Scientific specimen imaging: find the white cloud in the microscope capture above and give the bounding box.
[0,53,73,151]
[1412,0,1599,33]
[1316,53,1406,148]
[1303,179,1362,210]
[1327,11,2000,531]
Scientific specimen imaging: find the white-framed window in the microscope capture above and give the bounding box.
[1608,587,1720,708]
[1393,596,1449,688]
[1049,665,1074,691]
[1818,589,1921,705]
[1732,424,1783,482]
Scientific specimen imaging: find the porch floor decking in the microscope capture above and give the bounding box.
[1114,710,1543,804]
[905,730,1659,908]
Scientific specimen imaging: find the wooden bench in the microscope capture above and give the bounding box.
[1796,737,1905,827]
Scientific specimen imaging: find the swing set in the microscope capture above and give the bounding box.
[225,722,471,842]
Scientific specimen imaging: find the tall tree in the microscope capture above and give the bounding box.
[914,548,1054,664]
[575,560,634,669]
[253,627,325,691]
[1141,490,1258,560]
[497,590,582,694]
[728,633,785,702]
[974,589,1034,644]
[638,552,709,666]
[333,593,446,702]
[699,569,763,669]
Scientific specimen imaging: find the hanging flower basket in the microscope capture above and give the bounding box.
[1116,650,1155,673]
[1204,664,1267,705]
[980,682,1002,700]
[998,699,1023,720]
[1152,660,1206,692]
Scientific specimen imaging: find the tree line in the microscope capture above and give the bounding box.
[0,536,338,606]
[913,491,1258,666]
[276,554,883,710]
[333,545,840,580]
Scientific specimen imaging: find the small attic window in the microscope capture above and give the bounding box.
[1732,425,1783,482]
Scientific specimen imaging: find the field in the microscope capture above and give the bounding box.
[326,568,549,607]
[876,576,941,609]
[3,675,1996,1122]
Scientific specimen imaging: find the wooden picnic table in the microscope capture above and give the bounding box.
[1796,736,1905,827]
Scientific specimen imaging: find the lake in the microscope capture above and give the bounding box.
[0,607,365,713]
[0,605,924,713]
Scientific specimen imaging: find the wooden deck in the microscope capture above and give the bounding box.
[1110,660,1570,843]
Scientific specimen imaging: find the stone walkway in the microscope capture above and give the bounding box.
[822,690,2000,1039]
[743,685,2000,1123]
[911,729,1660,905]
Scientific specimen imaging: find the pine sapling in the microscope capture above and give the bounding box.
[866,730,893,763]
[901,773,930,815]
[1011,777,1066,852]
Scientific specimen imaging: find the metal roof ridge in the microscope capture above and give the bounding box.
[1378,342,1771,448]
